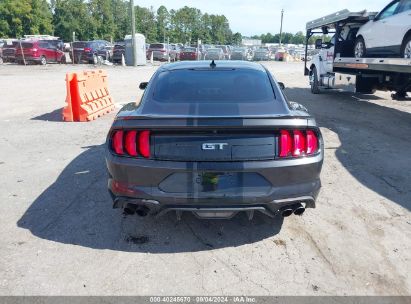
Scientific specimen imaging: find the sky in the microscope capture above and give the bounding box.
[135,0,389,36]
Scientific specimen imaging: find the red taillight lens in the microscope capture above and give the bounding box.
[138,130,150,158]
[292,130,306,157]
[125,131,138,156]
[112,130,124,155]
[84,47,91,52]
[306,130,318,155]
[279,130,292,157]
[279,129,319,158]
[111,130,150,158]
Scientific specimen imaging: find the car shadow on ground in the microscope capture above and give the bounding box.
[17,144,284,253]
[31,108,63,122]
[285,87,411,212]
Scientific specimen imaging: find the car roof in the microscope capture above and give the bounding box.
[160,60,266,72]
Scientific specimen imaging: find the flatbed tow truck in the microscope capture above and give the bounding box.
[304,9,411,100]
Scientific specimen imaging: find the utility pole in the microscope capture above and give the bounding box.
[130,0,137,66]
[279,9,284,47]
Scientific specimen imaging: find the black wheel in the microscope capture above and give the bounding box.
[401,35,411,59]
[354,37,366,58]
[310,66,320,94]
[40,56,47,65]
[355,76,376,94]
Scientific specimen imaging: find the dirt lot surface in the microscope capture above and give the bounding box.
[0,61,410,295]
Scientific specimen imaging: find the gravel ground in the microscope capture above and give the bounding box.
[0,61,410,296]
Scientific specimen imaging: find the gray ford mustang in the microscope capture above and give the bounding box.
[105,60,323,219]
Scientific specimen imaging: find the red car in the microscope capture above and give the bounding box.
[180,47,199,60]
[15,40,66,65]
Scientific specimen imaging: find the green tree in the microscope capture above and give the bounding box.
[0,0,53,38]
[53,0,93,41]
[111,0,129,40]
[88,0,115,41]
[231,32,242,45]
[135,5,157,43]
[156,5,169,42]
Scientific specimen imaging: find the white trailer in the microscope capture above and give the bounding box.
[304,9,411,100]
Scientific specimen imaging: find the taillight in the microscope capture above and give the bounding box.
[306,130,318,155]
[111,130,150,158]
[84,47,91,52]
[138,130,150,158]
[278,129,319,158]
[112,130,124,155]
[124,130,138,156]
[292,130,306,157]
[279,130,292,157]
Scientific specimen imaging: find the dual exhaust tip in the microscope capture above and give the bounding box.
[280,203,305,217]
[124,204,150,217]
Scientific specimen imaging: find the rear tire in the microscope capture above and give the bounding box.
[310,67,320,94]
[401,35,411,59]
[356,76,376,94]
[40,56,47,65]
[354,37,366,58]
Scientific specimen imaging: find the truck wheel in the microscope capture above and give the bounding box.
[354,37,366,58]
[311,67,320,94]
[356,76,376,94]
[401,35,411,59]
[40,56,47,65]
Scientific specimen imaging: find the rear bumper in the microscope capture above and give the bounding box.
[106,152,323,217]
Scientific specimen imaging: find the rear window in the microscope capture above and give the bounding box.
[72,42,86,48]
[150,43,165,49]
[21,43,34,49]
[140,68,283,117]
[183,48,196,52]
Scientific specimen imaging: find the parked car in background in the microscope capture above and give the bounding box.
[204,47,224,60]
[275,48,287,61]
[2,40,18,62]
[355,0,411,58]
[253,47,272,61]
[230,47,248,60]
[147,43,178,61]
[180,47,199,60]
[170,43,181,61]
[15,40,66,65]
[112,41,125,64]
[215,45,231,59]
[70,40,113,64]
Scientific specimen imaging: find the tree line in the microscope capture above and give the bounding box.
[0,0,241,44]
[0,0,322,45]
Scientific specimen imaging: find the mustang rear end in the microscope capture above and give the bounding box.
[106,61,323,219]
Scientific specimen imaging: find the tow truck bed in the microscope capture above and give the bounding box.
[333,58,411,74]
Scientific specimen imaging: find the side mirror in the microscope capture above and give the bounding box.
[278,82,285,90]
[315,39,323,49]
[139,82,148,90]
